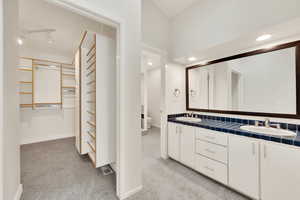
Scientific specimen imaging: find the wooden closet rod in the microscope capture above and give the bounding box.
[21,57,73,66]
[18,68,32,72]
[19,81,32,84]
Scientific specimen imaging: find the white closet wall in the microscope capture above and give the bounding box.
[18,56,75,144]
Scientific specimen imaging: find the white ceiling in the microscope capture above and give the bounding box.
[175,17,300,65]
[19,0,114,63]
[152,0,200,18]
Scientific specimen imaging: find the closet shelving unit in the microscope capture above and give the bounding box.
[18,58,34,108]
[61,63,76,108]
[18,57,75,109]
[85,33,97,166]
[75,30,116,168]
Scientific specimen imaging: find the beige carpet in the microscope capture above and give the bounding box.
[21,128,249,200]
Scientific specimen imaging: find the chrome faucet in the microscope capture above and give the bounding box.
[188,112,194,118]
[264,118,270,128]
[254,118,280,129]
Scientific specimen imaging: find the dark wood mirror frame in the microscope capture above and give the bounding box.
[186,40,300,119]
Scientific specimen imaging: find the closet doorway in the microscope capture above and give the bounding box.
[18,0,120,199]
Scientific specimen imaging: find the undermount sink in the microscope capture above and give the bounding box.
[176,117,202,123]
[240,125,296,137]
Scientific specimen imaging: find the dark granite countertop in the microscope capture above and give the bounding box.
[168,117,300,147]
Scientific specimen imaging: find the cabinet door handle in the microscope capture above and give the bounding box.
[263,144,267,158]
[252,143,255,155]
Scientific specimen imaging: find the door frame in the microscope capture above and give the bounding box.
[45,0,123,196]
[141,43,168,159]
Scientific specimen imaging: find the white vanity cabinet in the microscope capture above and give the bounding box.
[228,135,260,200]
[167,122,195,168]
[180,124,195,168]
[167,122,180,160]
[194,127,228,185]
[260,142,300,200]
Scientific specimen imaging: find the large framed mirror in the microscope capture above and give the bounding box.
[186,40,300,118]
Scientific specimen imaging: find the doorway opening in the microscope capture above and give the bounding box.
[18,0,120,198]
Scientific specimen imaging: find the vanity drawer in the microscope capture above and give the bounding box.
[195,154,228,185]
[195,128,228,146]
[195,140,227,164]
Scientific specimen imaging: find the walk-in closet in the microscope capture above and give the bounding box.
[18,0,118,198]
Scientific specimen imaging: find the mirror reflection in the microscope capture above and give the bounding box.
[188,47,296,114]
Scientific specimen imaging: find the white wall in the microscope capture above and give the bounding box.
[20,109,74,144]
[165,63,185,114]
[57,0,142,198]
[142,0,170,53]
[147,68,161,127]
[170,0,300,59]
[2,0,21,200]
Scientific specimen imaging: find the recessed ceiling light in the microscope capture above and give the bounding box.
[188,57,197,62]
[147,61,153,66]
[256,34,272,41]
[17,37,23,45]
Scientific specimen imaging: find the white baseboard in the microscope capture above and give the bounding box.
[14,184,23,200]
[21,133,74,145]
[119,185,143,200]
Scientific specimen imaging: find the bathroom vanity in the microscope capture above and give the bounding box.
[167,115,300,200]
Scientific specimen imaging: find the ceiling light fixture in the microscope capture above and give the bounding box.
[188,57,197,62]
[148,61,153,66]
[17,37,23,45]
[256,34,272,41]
